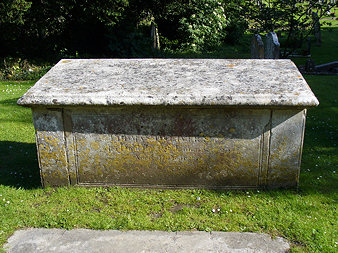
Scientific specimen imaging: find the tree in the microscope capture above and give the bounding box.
[141,0,248,51]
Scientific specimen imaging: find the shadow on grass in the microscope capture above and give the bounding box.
[0,97,21,106]
[0,139,336,195]
[0,141,41,189]
[0,98,33,124]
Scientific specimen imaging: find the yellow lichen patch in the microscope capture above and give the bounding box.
[90,141,100,150]
[270,136,288,160]
[36,131,69,186]
[74,133,260,186]
[229,128,236,133]
[38,133,67,167]
[226,65,236,67]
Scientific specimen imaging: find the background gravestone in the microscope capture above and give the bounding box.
[265,32,280,59]
[312,12,322,46]
[251,34,264,59]
[151,22,160,51]
[305,36,312,56]
[305,59,316,72]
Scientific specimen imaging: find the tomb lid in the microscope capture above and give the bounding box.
[18,59,319,108]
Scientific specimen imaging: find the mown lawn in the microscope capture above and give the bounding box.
[0,72,337,252]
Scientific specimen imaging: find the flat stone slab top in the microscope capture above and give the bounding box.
[4,229,290,253]
[18,58,318,108]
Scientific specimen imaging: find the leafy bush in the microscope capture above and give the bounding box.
[157,0,247,52]
[0,58,51,81]
[178,0,229,51]
[0,0,31,25]
[0,0,252,59]
[0,0,129,58]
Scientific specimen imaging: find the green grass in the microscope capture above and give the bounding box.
[291,27,338,66]
[0,76,337,252]
[291,9,338,66]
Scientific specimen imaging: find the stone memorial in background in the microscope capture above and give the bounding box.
[151,22,160,51]
[312,12,322,46]
[306,36,311,56]
[251,34,264,59]
[265,32,280,59]
[18,59,319,189]
[305,59,316,72]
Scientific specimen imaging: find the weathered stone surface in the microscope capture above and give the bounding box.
[265,32,280,59]
[17,59,319,108]
[4,228,290,253]
[17,59,319,188]
[66,107,270,187]
[32,109,69,186]
[31,106,306,189]
[251,34,264,59]
[268,110,306,188]
[315,61,338,73]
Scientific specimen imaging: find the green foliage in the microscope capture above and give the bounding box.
[247,0,336,33]
[223,16,248,45]
[0,0,31,25]
[0,58,50,81]
[0,0,129,58]
[0,0,251,58]
[178,0,229,51]
[156,0,247,51]
[221,0,248,45]
[1,0,337,59]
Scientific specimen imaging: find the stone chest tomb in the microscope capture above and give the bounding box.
[18,59,319,189]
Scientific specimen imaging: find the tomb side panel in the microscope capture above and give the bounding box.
[70,107,271,188]
[267,109,306,188]
[63,110,77,185]
[33,108,69,187]
[258,110,272,187]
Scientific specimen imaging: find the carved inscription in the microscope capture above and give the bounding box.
[69,107,271,187]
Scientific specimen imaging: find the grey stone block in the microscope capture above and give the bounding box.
[17,59,318,188]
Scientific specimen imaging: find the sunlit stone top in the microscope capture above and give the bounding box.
[18,59,319,108]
